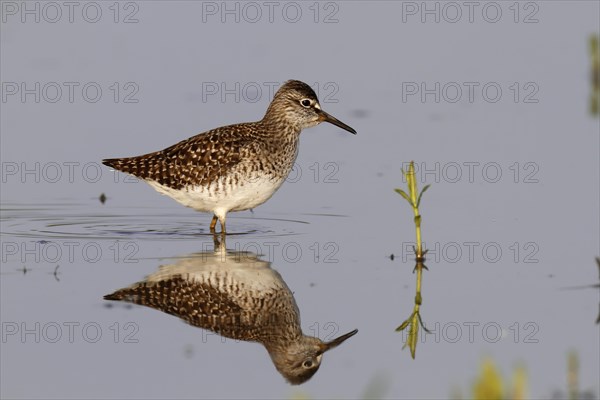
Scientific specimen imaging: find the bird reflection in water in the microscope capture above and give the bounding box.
[104,235,357,384]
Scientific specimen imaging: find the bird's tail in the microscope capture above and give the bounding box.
[103,287,140,302]
[104,283,160,311]
[102,157,130,173]
[102,154,163,181]
[104,278,203,327]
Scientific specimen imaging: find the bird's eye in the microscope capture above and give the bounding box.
[300,99,312,108]
[302,360,313,368]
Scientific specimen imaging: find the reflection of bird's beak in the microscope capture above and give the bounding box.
[319,329,358,354]
[317,109,357,134]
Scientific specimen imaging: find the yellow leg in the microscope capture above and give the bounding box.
[210,215,218,232]
[210,215,227,234]
[212,231,221,248]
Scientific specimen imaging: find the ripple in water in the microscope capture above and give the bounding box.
[1,202,310,241]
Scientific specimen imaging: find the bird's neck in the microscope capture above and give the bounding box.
[256,117,302,143]
[261,101,302,137]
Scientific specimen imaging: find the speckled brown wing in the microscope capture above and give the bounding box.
[104,276,289,343]
[102,123,260,190]
[104,277,249,337]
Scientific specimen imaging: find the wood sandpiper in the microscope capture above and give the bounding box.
[104,236,358,384]
[102,80,356,233]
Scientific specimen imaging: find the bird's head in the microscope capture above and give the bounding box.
[265,80,357,134]
[267,328,358,385]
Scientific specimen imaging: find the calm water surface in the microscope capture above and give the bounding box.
[1,2,599,399]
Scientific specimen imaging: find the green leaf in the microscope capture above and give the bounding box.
[396,318,411,332]
[417,312,432,333]
[417,184,431,208]
[407,162,417,203]
[394,189,413,206]
[407,313,419,359]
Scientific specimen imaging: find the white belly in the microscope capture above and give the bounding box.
[147,174,286,217]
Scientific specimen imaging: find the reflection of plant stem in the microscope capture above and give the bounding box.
[596,257,600,324]
[590,34,599,116]
[395,161,431,359]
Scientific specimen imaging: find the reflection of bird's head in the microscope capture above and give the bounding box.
[268,329,358,385]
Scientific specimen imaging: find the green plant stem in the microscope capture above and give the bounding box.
[395,161,431,359]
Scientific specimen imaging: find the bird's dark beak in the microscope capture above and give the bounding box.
[319,329,358,354]
[317,109,357,134]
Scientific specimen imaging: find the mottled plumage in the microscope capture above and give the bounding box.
[104,238,357,384]
[102,80,356,232]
